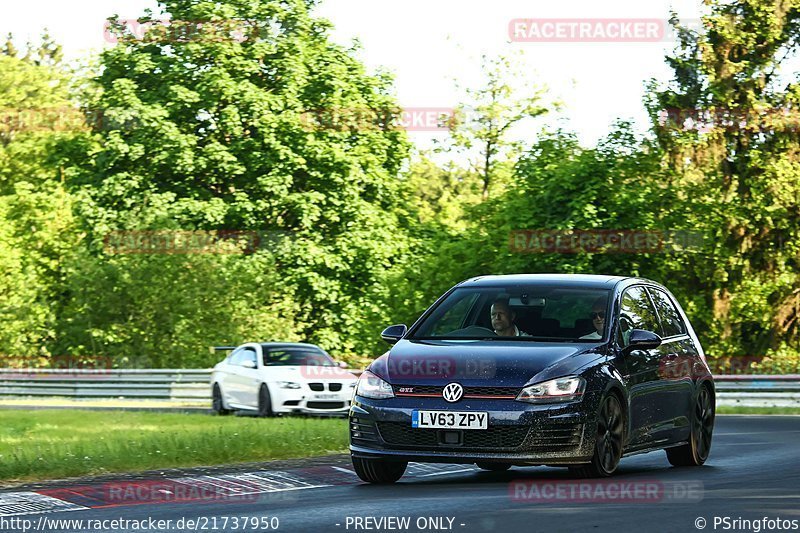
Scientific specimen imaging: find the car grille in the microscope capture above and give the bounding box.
[373,422,584,452]
[392,385,519,398]
[306,401,345,409]
[310,383,343,392]
[377,422,529,450]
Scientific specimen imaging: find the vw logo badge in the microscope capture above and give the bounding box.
[442,383,463,403]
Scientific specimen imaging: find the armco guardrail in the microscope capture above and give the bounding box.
[714,375,800,408]
[0,370,797,407]
[0,369,212,401]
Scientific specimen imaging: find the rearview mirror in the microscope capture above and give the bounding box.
[381,324,407,345]
[623,329,662,355]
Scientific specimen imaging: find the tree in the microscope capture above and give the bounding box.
[60,0,414,362]
[648,0,800,358]
[2,33,17,58]
[447,53,552,200]
[0,52,81,359]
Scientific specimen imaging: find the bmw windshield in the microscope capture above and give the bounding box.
[261,347,337,366]
[408,286,611,341]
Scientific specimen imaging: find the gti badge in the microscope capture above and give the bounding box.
[442,383,464,403]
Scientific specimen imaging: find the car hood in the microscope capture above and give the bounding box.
[368,339,606,388]
[259,366,358,381]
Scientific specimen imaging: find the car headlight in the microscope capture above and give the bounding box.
[355,370,394,399]
[277,381,301,389]
[516,376,585,403]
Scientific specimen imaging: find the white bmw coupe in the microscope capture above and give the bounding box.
[210,342,358,416]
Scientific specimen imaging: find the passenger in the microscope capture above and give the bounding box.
[491,298,530,337]
[580,298,607,340]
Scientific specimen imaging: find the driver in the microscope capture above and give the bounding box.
[580,298,607,340]
[490,298,530,337]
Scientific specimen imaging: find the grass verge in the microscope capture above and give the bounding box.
[0,410,347,483]
[717,405,800,415]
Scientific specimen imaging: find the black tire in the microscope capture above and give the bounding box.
[476,462,511,471]
[667,385,714,466]
[212,384,231,416]
[570,394,624,478]
[351,456,407,484]
[258,384,275,417]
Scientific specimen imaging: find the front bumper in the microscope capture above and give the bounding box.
[349,393,601,464]
[271,382,355,416]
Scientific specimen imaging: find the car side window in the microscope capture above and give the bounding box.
[648,288,686,338]
[230,347,257,367]
[241,348,257,367]
[618,286,660,347]
[229,348,246,366]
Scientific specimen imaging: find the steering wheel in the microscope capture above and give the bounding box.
[445,326,498,337]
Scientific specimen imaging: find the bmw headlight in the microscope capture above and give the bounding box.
[516,376,585,403]
[277,381,301,389]
[355,370,394,399]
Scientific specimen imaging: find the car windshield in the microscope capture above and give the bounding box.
[409,286,611,341]
[262,347,336,366]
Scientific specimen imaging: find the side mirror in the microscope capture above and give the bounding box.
[338,361,349,369]
[242,360,257,369]
[381,324,407,345]
[623,329,662,355]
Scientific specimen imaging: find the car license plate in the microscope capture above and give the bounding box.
[412,410,488,430]
[314,394,338,400]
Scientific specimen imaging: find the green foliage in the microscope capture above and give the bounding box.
[447,53,552,200]
[648,0,800,357]
[0,49,81,359]
[2,0,800,370]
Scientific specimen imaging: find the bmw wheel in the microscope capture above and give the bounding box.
[212,384,231,416]
[258,384,275,417]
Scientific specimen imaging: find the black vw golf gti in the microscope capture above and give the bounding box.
[349,274,715,483]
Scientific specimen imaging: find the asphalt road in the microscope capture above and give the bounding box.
[3,415,800,533]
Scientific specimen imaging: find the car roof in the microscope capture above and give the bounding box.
[257,342,325,351]
[458,273,646,289]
